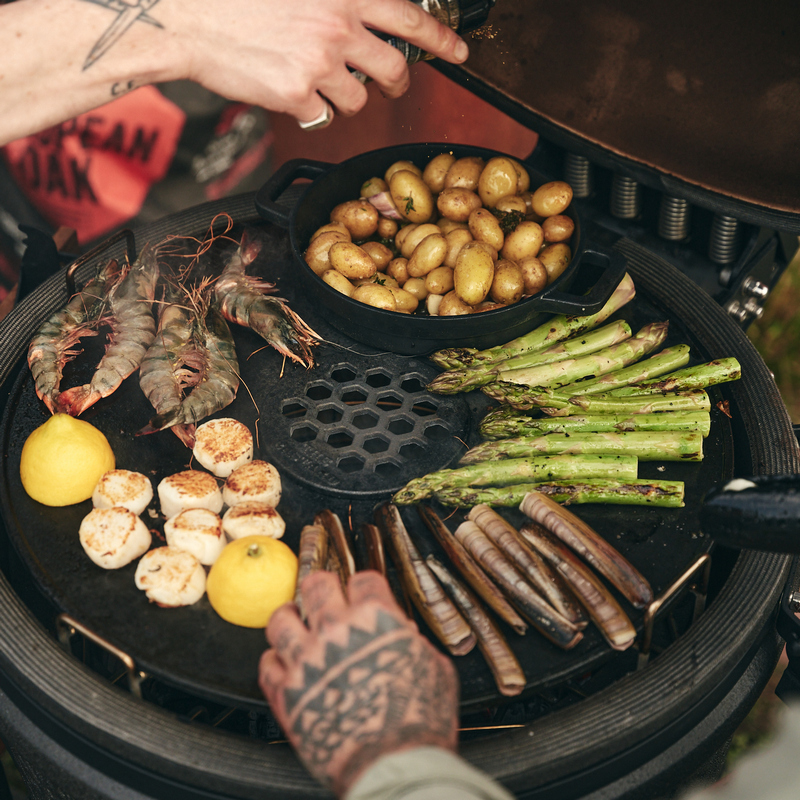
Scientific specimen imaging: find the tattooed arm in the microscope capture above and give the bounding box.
[0,0,468,146]
[259,570,461,797]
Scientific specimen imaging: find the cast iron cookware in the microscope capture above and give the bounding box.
[255,143,626,354]
[0,191,793,799]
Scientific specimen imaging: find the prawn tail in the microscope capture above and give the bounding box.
[171,424,196,449]
[136,407,184,437]
[57,385,102,416]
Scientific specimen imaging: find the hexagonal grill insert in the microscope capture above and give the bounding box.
[260,359,469,498]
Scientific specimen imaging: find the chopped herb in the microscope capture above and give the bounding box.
[495,209,525,235]
[404,196,415,214]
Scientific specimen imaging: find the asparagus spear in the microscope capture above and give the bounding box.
[434,479,685,508]
[553,345,691,398]
[429,273,636,370]
[459,431,704,464]
[427,321,633,395]
[479,410,712,439]
[608,357,742,397]
[542,389,711,416]
[392,454,639,504]
[499,321,669,388]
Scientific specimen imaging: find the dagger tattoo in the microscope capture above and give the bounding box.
[81,0,163,70]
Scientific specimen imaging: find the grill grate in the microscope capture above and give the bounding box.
[260,356,471,498]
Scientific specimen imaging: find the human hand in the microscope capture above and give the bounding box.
[258,570,460,797]
[177,0,469,128]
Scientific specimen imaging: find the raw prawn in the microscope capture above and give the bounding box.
[137,286,240,448]
[58,244,160,416]
[214,232,321,368]
[27,258,121,414]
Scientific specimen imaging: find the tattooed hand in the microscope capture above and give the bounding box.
[258,570,459,797]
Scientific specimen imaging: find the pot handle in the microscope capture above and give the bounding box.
[254,158,332,228]
[699,474,800,552]
[533,243,628,315]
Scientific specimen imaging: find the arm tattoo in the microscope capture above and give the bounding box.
[80,0,163,71]
[283,609,456,792]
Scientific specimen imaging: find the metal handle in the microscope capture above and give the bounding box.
[56,613,145,698]
[254,158,332,228]
[534,243,628,315]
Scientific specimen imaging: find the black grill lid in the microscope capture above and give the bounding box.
[437,0,800,231]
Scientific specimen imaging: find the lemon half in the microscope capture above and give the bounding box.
[20,414,115,506]
[206,535,298,628]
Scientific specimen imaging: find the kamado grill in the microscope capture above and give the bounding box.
[1,2,800,799]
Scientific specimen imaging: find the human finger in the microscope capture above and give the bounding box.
[296,96,335,131]
[266,601,312,665]
[257,648,287,702]
[362,0,469,65]
[346,570,405,612]
[302,570,349,632]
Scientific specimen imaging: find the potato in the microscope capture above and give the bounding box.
[387,286,419,313]
[518,256,548,295]
[330,199,379,240]
[444,156,485,191]
[437,218,469,235]
[478,157,520,208]
[454,242,495,306]
[538,243,572,283]
[360,177,388,199]
[425,266,455,296]
[360,241,393,271]
[329,241,378,280]
[390,170,434,224]
[399,223,441,258]
[423,153,457,193]
[438,290,473,316]
[490,259,524,305]
[395,224,418,253]
[310,222,351,242]
[385,160,423,183]
[304,230,350,276]
[511,159,531,193]
[407,233,448,278]
[475,300,507,313]
[386,257,410,285]
[494,195,528,215]
[542,214,575,243]
[321,269,355,297]
[443,227,474,268]
[468,208,504,251]
[531,181,573,217]
[377,216,399,239]
[501,221,544,263]
[472,241,499,262]
[402,277,428,301]
[352,283,397,311]
[437,188,482,223]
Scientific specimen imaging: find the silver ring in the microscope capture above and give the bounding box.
[298,102,333,131]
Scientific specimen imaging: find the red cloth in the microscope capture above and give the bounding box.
[2,86,185,243]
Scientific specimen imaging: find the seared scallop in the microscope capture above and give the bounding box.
[157,470,223,519]
[222,501,286,541]
[134,546,206,607]
[92,469,153,515]
[222,460,282,508]
[164,508,226,565]
[79,507,152,570]
[192,418,253,478]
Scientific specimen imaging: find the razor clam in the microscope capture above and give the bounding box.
[455,520,583,650]
[467,504,587,628]
[427,555,526,697]
[519,491,653,609]
[375,503,476,656]
[417,505,528,636]
[519,522,637,651]
[294,523,328,617]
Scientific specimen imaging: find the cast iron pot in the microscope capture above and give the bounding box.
[255,143,626,355]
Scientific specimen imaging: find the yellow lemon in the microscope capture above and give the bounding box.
[20,414,116,507]
[206,535,298,628]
